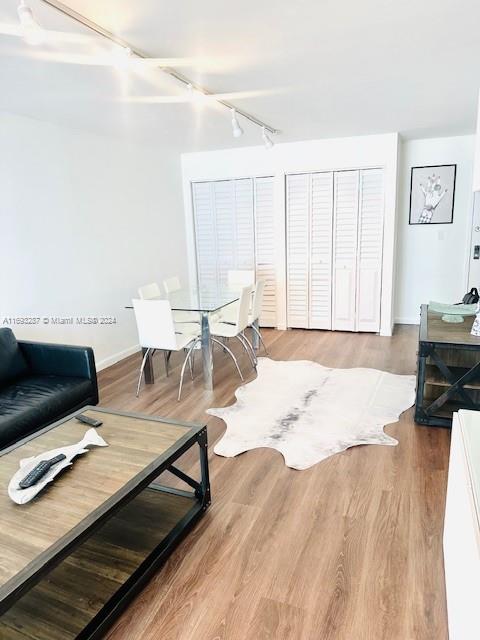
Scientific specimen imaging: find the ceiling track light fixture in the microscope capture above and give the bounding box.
[231,109,244,138]
[37,0,279,138]
[17,0,44,45]
[262,127,274,149]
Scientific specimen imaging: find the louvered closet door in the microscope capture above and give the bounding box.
[309,172,333,329]
[332,170,359,331]
[356,169,384,332]
[234,178,255,271]
[255,177,277,326]
[193,182,218,298]
[286,174,310,328]
[213,180,236,292]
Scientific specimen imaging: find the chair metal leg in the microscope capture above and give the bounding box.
[212,337,244,381]
[251,323,269,355]
[178,339,201,401]
[136,348,151,397]
[240,332,258,367]
[187,348,194,380]
[236,334,256,369]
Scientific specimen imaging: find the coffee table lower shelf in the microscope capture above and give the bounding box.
[0,486,203,640]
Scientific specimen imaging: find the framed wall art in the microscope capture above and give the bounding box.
[409,164,456,225]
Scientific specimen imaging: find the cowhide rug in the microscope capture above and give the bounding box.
[208,358,416,470]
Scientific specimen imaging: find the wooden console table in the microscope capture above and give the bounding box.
[415,304,480,427]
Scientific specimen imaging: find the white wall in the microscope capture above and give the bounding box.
[474,90,480,193]
[0,112,188,369]
[395,135,475,324]
[182,133,400,336]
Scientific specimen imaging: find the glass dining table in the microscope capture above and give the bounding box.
[126,287,259,391]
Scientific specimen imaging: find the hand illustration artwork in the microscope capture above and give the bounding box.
[418,174,447,223]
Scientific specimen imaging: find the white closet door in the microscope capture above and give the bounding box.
[332,170,359,331]
[234,178,255,270]
[356,169,384,332]
[309,172,333,329]
[193,182,218,298]
[255,177,277,326]
[213,180,236,292]
[286,174,310,328]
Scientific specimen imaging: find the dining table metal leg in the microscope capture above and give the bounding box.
[201,311,213,390]
[142,347,154,384]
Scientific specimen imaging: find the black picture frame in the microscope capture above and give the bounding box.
[408,164,457,225]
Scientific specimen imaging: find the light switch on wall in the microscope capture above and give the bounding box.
[438,230,445,241]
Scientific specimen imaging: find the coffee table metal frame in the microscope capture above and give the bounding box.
[0,406,211,640]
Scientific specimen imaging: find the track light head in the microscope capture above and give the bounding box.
[231,109,244,138]
[17,0,44,45]
[262,126,274,150]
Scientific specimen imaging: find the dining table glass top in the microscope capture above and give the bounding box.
[126,287,240,313]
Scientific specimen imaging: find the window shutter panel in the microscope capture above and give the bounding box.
[309,172,333,329]
[234,178,255,270]
[332,170,359,331]
[286,173,310,328]
[356,169,384,332]
[254,177,277,326]
[192,181,218,300]
[213,180,236,292]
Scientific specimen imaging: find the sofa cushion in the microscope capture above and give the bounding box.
[0,328,29,386]
[0,375,94,450]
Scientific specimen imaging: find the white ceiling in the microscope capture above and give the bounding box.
[0,0,479,151]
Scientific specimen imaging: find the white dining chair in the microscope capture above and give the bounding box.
[227,270,255,288]
[163,276,200,326]
[138,282,161,300]
[248,280,269,354]
[209,285,257,377]
[218,270,255,324]
[132,299,200,401]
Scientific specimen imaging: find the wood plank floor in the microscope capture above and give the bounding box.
[96,326,450,640]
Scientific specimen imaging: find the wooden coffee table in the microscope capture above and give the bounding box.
[0,406,210,639]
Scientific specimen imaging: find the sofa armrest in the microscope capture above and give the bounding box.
[18,340,99,403]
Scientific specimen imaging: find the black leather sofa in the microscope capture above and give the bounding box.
[0,328,98,450]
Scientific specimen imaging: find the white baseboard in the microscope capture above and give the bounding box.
[394,317,420,325]
[96,344,140,372]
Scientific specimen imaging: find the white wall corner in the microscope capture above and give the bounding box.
[96,344,140,372]
[473,88,480,193]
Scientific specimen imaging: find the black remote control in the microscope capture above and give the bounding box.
[76,414,103,428]
[18,454,67,489]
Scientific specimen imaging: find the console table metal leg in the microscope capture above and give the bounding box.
[415,349,427,424]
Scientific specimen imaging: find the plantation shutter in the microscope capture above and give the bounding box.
[332,170,359,331]
[254,176,277,326]
[192,181,218,300]
[213,180,236,292]
[309,172,334,329]
[356,169,384,332]
[286,173,310,328]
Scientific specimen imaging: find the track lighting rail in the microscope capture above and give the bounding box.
[39,0,279,137]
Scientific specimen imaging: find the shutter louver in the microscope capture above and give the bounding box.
[309,172,333,329]
[254,177,277,326]
[286,174,310,328]
[356,169,384,332]
[193,181,218,302]
[332,170,359,331]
